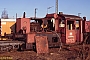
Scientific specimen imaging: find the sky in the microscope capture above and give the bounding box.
[0,0,90,20]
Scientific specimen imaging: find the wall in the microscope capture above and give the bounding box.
[1,19,16,36]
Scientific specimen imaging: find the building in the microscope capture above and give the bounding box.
[1,19,16,36]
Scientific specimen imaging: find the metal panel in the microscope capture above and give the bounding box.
[35,36,48,54]
[76,30,80,42]
[0,41,24,46]
[16,18,30,33]
[21,18,30,33]
[66,30,76,44]
[27,34,35,43]
[85,21,90,32]
[26,43,33,49]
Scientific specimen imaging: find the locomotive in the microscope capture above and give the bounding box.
[1,12,90,53]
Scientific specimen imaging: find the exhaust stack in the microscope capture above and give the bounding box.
[23,12,26,18]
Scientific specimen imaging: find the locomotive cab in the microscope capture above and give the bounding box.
[63,14,83,44]
[54,12,83,44]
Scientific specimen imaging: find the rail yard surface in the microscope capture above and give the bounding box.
[0,44,90,60]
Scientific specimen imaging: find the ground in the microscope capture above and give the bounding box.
[0,45,90,60]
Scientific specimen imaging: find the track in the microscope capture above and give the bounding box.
[0,40,24,52]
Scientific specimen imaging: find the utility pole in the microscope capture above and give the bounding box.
[55,0,63,51]
[16,13,17,19]
[35,8,38,18]
[56,0,58,14]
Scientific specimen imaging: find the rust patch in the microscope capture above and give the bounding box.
[35,36,48,54]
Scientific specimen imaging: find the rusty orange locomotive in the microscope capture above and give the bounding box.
[1,12,90,53]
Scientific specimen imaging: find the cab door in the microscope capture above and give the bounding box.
[66,20,76,44]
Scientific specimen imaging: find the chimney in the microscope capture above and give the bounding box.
[59,12,63,15]
[23,12,26,18]
[83,17,86,21]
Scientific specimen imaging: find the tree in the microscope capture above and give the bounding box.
[1,8,8,19]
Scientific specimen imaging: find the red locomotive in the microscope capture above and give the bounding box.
[2,12,90,53]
